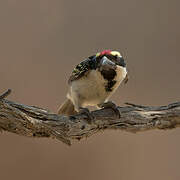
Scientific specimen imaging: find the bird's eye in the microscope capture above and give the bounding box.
[111,55,117,61]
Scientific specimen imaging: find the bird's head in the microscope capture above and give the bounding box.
[96,50,126,68]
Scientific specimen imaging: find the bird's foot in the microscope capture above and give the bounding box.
[79,107,94,123]
[98,101,121,118]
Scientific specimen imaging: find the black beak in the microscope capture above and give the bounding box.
[118,57,126,67]
[100,56,116,70]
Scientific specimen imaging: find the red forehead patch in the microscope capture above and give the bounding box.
[99,50,111,56]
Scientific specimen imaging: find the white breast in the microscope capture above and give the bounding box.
[68,66,127,108]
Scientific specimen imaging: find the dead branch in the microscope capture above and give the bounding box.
[0,89,180,145]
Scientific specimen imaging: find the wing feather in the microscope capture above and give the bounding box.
[68,55,97,84]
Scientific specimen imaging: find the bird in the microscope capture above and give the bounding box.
[58,50,128,120]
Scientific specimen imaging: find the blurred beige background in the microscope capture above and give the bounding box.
[0,0,180,180]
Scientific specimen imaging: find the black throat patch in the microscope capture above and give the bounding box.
[100,69,117,92]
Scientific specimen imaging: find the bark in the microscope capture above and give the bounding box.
[0,89,180,145]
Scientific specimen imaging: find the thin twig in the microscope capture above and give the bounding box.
[0,89,11,100]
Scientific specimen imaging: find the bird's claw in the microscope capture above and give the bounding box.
[79,107,94,123]
[98,101,121,118]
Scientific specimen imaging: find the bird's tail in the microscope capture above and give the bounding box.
[58,98,77,116]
